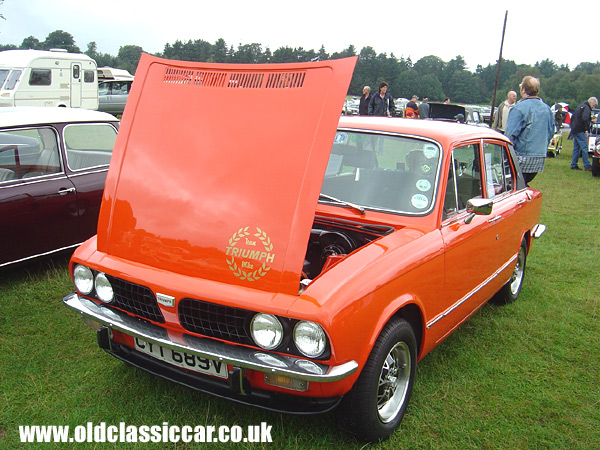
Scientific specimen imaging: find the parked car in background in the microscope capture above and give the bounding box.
[0,107,119,268]
[427,102,488,126]
[591,140,600,177]
[62,55,545,442]
[394,97,407,116]
[342,97,359,115]
[97,67,134,116]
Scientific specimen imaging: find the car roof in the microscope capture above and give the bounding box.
[337,115,508,146]
[0,107,118,127]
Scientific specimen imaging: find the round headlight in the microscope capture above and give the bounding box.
[293,321,326,358]
[250,313,283,350]
[94,272,114,303]
[73,264,94,295]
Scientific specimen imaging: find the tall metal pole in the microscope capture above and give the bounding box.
[490,11,508,126]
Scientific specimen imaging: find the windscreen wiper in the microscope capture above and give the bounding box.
[318,193,366,215]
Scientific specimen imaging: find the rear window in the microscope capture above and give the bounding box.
[64,123,117,171]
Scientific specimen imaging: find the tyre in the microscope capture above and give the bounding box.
[491,239,527,305]
[592,159,600,177]
[337,318,417,442]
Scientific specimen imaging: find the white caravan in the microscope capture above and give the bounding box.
[0,49,99,109]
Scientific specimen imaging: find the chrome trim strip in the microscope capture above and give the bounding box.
[426,253,518,329]
[63,293,358,383]
[0,242,82,267]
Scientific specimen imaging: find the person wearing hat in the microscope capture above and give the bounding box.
[405,95,419,118]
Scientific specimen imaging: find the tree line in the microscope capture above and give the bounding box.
[3,29,600,109]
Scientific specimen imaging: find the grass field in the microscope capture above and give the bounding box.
[1,136,598,449]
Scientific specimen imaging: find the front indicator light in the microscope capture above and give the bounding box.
[94,272,114,303]
[73,264,93,295]
[264,373,309,392]
[250,313,283,350]
[294,321,326,358]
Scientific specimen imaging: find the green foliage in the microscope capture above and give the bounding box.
[4,29,600,106]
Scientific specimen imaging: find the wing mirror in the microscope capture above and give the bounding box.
[464,198,493,224]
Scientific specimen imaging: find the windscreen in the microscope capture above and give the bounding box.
[320,131,442,215]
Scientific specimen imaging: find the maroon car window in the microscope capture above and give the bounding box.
[0,128,61,179]
[64,123,117,171]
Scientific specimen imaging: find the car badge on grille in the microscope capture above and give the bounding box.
[156,293,175,307]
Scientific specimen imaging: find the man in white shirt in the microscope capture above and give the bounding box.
[493,90,517,133]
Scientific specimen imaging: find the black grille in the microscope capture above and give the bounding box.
[106,276,165,324]
[178,298,254,345]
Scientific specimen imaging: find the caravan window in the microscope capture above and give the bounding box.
[29,69,51,86]
[4,70,21,90]
[84,70,95,83]
[0,70,9,89]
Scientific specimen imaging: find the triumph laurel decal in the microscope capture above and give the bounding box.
[225,227,274,281]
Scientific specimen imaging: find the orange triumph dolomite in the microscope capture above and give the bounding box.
[63,54,546,442]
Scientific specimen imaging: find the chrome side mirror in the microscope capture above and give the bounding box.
[465,198,493,224]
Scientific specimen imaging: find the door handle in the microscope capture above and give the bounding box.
[488,215,502,223]
[58,187,76,196]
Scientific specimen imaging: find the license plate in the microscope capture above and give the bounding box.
[134,338,228,379]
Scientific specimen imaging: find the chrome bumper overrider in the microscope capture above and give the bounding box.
[532,224,546,239]
[63,293,358,383]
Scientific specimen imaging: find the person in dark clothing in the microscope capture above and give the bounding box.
[570,97,598,170]
[419,97,430,119]
[358,86,371,116]
[368,81,395,117]
[405,95,419,118]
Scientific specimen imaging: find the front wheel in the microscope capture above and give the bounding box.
[491,239,527,305]
[592,159,600,177]
[337,318,417,442]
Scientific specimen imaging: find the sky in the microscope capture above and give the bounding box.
[0,0,594,71]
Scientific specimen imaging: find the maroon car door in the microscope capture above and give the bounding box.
[0,127,79,267]
[0,174,79,266]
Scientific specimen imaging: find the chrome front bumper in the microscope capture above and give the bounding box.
[63,293,358,383]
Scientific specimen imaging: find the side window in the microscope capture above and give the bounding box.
[64,123,117,171]
[447,144,482,212]
[443,158,458,218]
[0,128,61,180]
[29,69,51,86]
[483,143,515,197]
[84,70,95,83]
[72,65,80,80]
[4,70,22,90]
[98,82,109,95]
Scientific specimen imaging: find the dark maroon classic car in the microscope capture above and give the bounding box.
[0,107,118,268]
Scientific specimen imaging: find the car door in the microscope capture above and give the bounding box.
[0,126,79,266]
[434,142,508,338]
[481,140,530,276]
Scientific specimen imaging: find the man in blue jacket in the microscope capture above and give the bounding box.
[505,76,554,185]
[569,96,598,171]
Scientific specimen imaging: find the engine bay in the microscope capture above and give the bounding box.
[302,216,394,281]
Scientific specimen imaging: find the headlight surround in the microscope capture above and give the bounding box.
[250,313,283,350]
[73,264,94,295]
[94,272,114,303]
[293,321,326,358]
